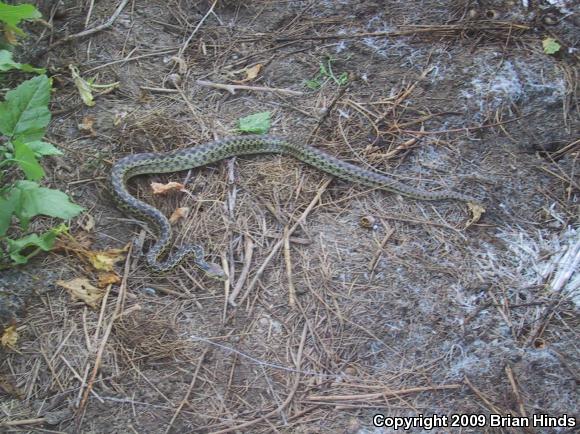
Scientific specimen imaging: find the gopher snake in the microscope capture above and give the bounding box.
[110,135,478,278]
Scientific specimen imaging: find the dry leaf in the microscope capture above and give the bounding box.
[1,325,18,349]
[97,272,121,288]
[171,56,188,74]
[4,28,18,45]
[57,278,104,308]
[0,375,24,399]
[466,202,486,227]
[169,207,190,224]
[151,181,185,195]
[78,116,96,135]
[233,63,262,84]
[80,214,95,232]
[53,231,93,252]
[113,111,128,127]
[86,246,129,271]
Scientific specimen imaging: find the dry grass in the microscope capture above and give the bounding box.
[1,0,578,433]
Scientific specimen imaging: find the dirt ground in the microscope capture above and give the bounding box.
[1,0,579,433]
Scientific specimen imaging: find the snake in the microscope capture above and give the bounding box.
[110,135,479,279]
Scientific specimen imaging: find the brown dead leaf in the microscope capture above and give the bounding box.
[1,325,18,349]
[4,28,18,45]
[80,214,95,232]
[466,202,486,227]
[57,278,104,308]
[169,207,190,224]
[97,272,121,288]
[86,245,129,271]
[53,231,93,253]
[78,116,96,135]
[232,63,263,84]
[0,375,24,399]
[171,56,188,74]
[151,181,185,195]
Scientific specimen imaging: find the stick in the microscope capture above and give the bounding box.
[305,384,461,402]
[208,325,307,434]
[368,225,395,272]
[228,237,254,305]
[505,365,527,418]
[178,0,218,58]
[237,179,332,305]
[164,348,210,434]
[74,243,132,429]
[275,23,530,42]
[45,0,130,53]
[196,80,304,96]
[283,227,296,307]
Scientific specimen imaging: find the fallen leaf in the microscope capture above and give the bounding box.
[238,111,271,134]
[78,116,96,135]
[169,207,190,224]
[466,202,485,227]
[69,64,120,106]
[86,246,129,271]
[171,56,188,74]
[69,65,96,106]
[0,375,24,399]
[542,37,561,55]
[56,278,104,308]
[80,214,95,232]
[97,272,121,288]
[233,63,263,84]
[4,27,18,45]
[53,231,93,252]
[113,111,128,127]
[151,181,185,195]
[1,325,18,349]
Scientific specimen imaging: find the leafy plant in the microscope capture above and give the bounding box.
[0,49,44,73]
[0,4,84,267]
[238,111,271,134]
[542,37,561,55]
[306,57,348,90]
[0,1,41,46]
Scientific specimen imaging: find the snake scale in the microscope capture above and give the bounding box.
[110,135,478,278]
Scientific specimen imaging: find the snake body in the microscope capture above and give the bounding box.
[110,135,477,277]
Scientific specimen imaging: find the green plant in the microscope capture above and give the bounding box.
[542,37,561,55]
[305,57,348,90]
[0,0,41,48]
[0,3,83,267]
[238,111,271,134]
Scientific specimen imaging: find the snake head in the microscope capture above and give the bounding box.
[197,260,229,281]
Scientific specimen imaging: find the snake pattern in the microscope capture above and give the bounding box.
[110,135,478,277]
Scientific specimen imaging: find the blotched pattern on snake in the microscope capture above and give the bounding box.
[110,135,479,278]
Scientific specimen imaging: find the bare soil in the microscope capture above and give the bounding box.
[1,1,579,433]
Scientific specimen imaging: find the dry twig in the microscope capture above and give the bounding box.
[196,80,304,96]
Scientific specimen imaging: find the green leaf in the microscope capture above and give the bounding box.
[13,139,44,180]
[8,180,84,229]
[0,49,44,73]
[305,79,322,90]
[336,72,349,86]
[238,111,271,134]
[26,140,62,156]
[68,65,119,107]
[5,225,65,264]
[0,2,41,29]
[69,65,95,106]
[0,194,16,236]
[0,75,51,142]
[542,37,561,55]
